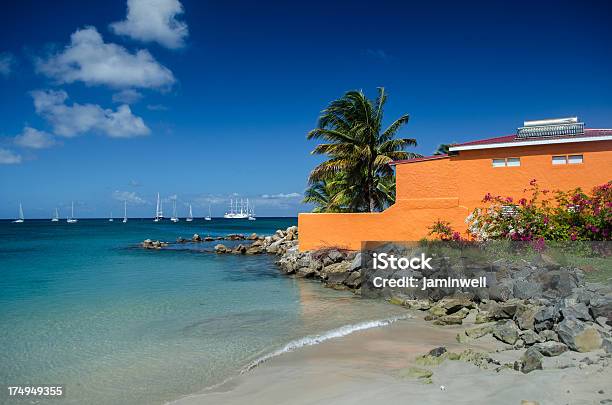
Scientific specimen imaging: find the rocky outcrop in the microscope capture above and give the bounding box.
[141,239,168,249]
[533,341,568,357]
[519,347,544,373]
[557,319,603,352]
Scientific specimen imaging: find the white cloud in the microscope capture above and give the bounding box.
[0,52,16,77]
[14,127,56,149]
[36,26,175,89]
[31,89,150,138]
[110,0,188,49]
[112,89,143,104]
[261,192,302,199]
[113,190,147,205]
[0,148,22,164]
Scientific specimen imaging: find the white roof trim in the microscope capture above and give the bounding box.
[449,135,612,152]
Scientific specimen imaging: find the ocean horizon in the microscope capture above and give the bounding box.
[0,218,404,405]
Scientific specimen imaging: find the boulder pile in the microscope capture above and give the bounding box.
[141,239,169,249]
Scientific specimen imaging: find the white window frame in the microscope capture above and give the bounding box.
[552,154,584,165]
[568,154,583,164]
[492,157,521,167]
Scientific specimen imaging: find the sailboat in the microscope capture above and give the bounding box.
[224,198,249,219]
[122,200,128,223]
[67,201,78,223]
[186,204,193,222]
[224,199,235,219]
[52,208,59,222]
[248,203,256,221]
[109,212,114,222]
[170,199,179,223]
[154,193,163,222]
[13,202,24,223]
[205,205,212,221]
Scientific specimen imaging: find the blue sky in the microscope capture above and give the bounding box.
[1,0,611,218]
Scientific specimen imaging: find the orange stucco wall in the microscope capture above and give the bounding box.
[298,140,612,251]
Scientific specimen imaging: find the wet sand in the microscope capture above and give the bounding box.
[169,315,612,405]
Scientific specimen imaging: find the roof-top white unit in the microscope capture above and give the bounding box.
[517,117,584,138]
[523,117,578,127]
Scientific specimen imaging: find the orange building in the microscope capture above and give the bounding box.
[298,118,612,251]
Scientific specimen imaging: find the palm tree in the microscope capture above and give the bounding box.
[303,178,347,213]
[307,87,420,212]
[434,144,450,155]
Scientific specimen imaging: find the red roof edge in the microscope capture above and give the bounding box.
[389,154,449,166]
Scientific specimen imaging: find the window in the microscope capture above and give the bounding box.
[552,156,567,165]
[492,157,521,167]
[552,154,583,165]
[492,158,506,167]
[506,157,521,167]
[568,154,583,164]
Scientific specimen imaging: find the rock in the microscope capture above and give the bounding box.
[480,300,520,320]
[533,341,568,357]
[176,237,187,243]
[296,267,316,278]
[389,296,405,306]
[214,244,229,253]
[285,226,298,241]
[266,240,283,254]
[520,347,544,373]
[404,299,432,310]
[534,306,557,323]
[465,325,494,339]
[437,297,475,314]
[521,401,540,405]
[326,249,345,264]
[557,319,603,352]
[192,233,202,242]
[204,236,214,242]
[326,270,350,286]
[320,261,350,280]
[475,311,493,324]
[349,253,362,272]
[560,302,592,322]
[514,304,540,330]
[433,307,470,325]
[142,239,167,249]
[246,233,258,240]
[590,296,612,326]
[493,320,520,345]
[344,271,361,289]
[245,245,263,255]
[429,305,447,317]
[428,347,447,357]
[488,278,515,301]
[514,339,525,349]
[538,330,559,342]
[513,280,543,300]
[521,329,541,345]
[232,244,247,254]
[603,337,612,354]
[596,316,611,329]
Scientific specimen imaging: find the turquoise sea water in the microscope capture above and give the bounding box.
[0,218,404,405]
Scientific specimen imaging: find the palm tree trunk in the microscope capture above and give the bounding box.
[367,160,375,212]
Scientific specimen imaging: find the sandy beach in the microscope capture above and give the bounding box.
[171,314,612,405]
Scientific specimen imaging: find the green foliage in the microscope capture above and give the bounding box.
[433,144,451,155]
[306,87,421,212]
[466,180,612,241]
